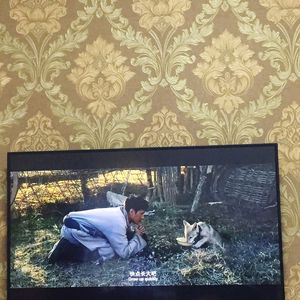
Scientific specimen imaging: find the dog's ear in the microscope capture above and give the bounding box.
[192,222,198,229]
[183,220,189,226]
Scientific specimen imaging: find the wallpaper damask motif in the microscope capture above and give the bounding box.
[0,0,299,298]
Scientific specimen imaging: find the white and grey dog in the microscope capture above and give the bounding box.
[183,220,224,251]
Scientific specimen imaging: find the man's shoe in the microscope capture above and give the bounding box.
[48,238,70,264]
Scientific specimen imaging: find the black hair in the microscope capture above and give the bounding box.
[125,194,149,213]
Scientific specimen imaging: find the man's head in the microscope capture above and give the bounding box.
[125,195,148,224]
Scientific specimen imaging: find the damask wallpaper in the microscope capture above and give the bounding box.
[0,0,299,298]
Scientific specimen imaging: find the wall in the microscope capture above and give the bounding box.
[0,0,299,298]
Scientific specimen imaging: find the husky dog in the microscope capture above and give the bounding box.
[183,220,224,251]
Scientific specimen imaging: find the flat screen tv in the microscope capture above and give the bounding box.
[7,144,284,300]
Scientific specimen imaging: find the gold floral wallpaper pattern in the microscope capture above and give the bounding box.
[0,0,300,298]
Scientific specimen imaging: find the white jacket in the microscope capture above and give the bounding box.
[61,206,147,261]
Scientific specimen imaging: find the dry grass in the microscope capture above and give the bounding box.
[10,200,281,288]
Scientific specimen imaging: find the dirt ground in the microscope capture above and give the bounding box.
[9,198,282,288]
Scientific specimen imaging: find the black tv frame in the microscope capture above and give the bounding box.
[7,144,285,300]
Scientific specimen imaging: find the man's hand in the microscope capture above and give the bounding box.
[135,224,145,236]
[135,224,148,242]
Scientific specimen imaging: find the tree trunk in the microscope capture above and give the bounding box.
[210,166,226,202]
[191,166,208,213]
[183,166,188,194]
[121,170,131,195]
[176,166,183,195]
[81,175,92,206]
[145,169,154,201]
[190,167,194,192]
[10,172,19,206]
[161,167,178,204]
[156,169,164,202]
[152,170,158,200]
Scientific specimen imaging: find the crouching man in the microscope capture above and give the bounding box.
[48,195,149,264]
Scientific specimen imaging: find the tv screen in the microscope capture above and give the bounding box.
[7,144,284,300]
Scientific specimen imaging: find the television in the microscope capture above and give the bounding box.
[7,144,284,300]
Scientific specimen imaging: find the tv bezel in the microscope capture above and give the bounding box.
[7,144,285,300]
